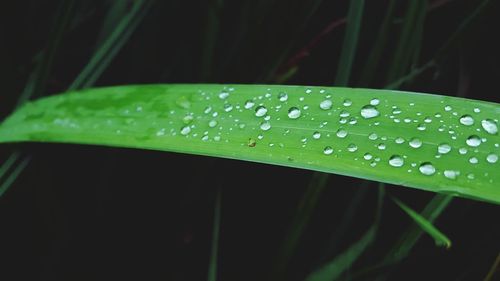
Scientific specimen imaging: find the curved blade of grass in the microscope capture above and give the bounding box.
[0,84,499,203]
[392,197,451,248]
[208,187,221,281]
[305,185,384,281]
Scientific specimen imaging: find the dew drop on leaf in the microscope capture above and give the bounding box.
[389,155,404,167]
[260,121,271,131]
[208,120,218,128]
[343,99,352,107]
[469,156,479,164]
[312,131,321,139]
[438,143,451,154]
[255,106,268,117]
[459,115,474,126]
[370,98,380,106]
[180,125,191,135]
[336,129,348,138]
[347,143,358,152]
[444,170,459,180]
[466,135,481,147]
[244,100,255,109]
[287,107,301,119]
[419,162,436,175]
[323,146,334,155]
[218,91,230,100]
[486,153,498,163]
[409,138,422,148]
[360,105,380,119]
[481,119,498,135]
[319,99,333,110]
[278,92,288,102]
[363,153,373,160]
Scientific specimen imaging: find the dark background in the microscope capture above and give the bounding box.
[0,1,499,280]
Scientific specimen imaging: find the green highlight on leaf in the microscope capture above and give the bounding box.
[0,84,499,204]
[392,197,451,249]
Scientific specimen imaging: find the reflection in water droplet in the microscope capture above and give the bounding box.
[389,155,404,167]
[323,146,334,155]
[363,153,373,160]
[208,120,218,128]
[370,98,380,106]
[368,133,378,140]
[288,107,301,119]
[459,115,474,126]
[444,105,452,111]
[336,129,348,138]
[417,123,426,131]
[219,91,229,100]
[320,100,333,110]
[459,147,468,155]
[224,104,233,112]
[343,99,352,107]
[260,121,271,131]
[255,106,268,117]
[469,156,478,164]
[438,143,451,154]
[347,143,358,152]
[180,126,191,135]
[244,100,255,109]
[360,105,380,119]
[486,153,498,163]
[377,143,386,150]
[313,131,321,139]
[409,138,422,148]
[395,137,405,144]
[278,92,288,102]
[419,162,436,175]
[481,119,498,135]
[466,135,481,147]
[444,170,459,180]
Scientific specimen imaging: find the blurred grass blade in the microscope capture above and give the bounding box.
[392,197,451,248]
[0,152,20,181]
[201,0,223,82]
[208,187,222,281]
[95,1,130,47]
[0,156,30,197]
[0,84,499,203]
[305,186,384,281]
[334,0,365,86]
[357,0,396,86]
[68,0,151,90]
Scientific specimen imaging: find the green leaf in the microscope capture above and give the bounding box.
[392,197,451,248]
[0,84,499,203]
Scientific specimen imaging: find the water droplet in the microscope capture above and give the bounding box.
[370,98,380,106]
[224,104,233,112]
[377,143,386,150]
[368,133,378,140]
[466,135,481,147]
[486,153,498,163]
[363,153,373,160]
[255,106,268,117]
[320,99,333,110]
[347,143,358,152]
[437,143,451,154]
[312,131,321,139]
[219,91,229,100]
[459,115,474,126]
[409,138,422,148]
[305,88,312,94]
[244,100,255,109]
[444,170,459,180]
[208,120,218,128]
[343,99,352,107]
[444,105,452,111]
[389,155,404,167]
[459,147,468,154]
[288,107,301,119]
[395,137,405,144]
[360,105,379,119]
[392,107,402,115]
[419,162,436,175]
[260,121,271,131]
[473,108,481,113]
[469,156,478,164]
[481,119,498,135]
[180,126,191,135]
[336,129,348,138]
[323,146,334,155]
[278,92,288,102]
[417,123,426,131]
[340,110,350,117]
